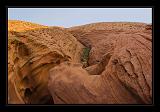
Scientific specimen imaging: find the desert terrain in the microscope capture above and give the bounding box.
[8,20,152,104]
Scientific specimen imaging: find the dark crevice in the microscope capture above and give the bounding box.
[24,88,32,98]
[54,92,67,104]
[38,95,54,104]
[120,81,145,104]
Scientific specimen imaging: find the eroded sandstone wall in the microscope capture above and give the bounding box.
[48,22,152,104]
[8,21,84,104]
[8,21,152,104]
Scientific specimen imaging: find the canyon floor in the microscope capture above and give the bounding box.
[8,20,152,104]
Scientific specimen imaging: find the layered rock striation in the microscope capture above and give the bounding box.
[8,21,152,104]
[8,20,84,104]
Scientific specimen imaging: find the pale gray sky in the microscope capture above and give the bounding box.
[8,8,152,27]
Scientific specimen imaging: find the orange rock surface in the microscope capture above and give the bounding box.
[8,20,84,104]
[8,21,152,104]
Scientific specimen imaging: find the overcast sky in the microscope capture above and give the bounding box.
[8,8,152,28]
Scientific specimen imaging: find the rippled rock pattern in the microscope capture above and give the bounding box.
[8,21,152,104]
[8,20,84,104]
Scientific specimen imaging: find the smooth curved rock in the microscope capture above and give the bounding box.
[8,21,152,104]
[48,22,152,104]
[8,21,84,104]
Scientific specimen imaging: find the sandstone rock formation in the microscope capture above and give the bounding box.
[8,21,152,104]
[8,20,48,32]
[8,20,84,104]
[49,22,152,104]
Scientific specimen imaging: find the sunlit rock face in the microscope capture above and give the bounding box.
[8,21,152,104]
[8,20,84,104]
